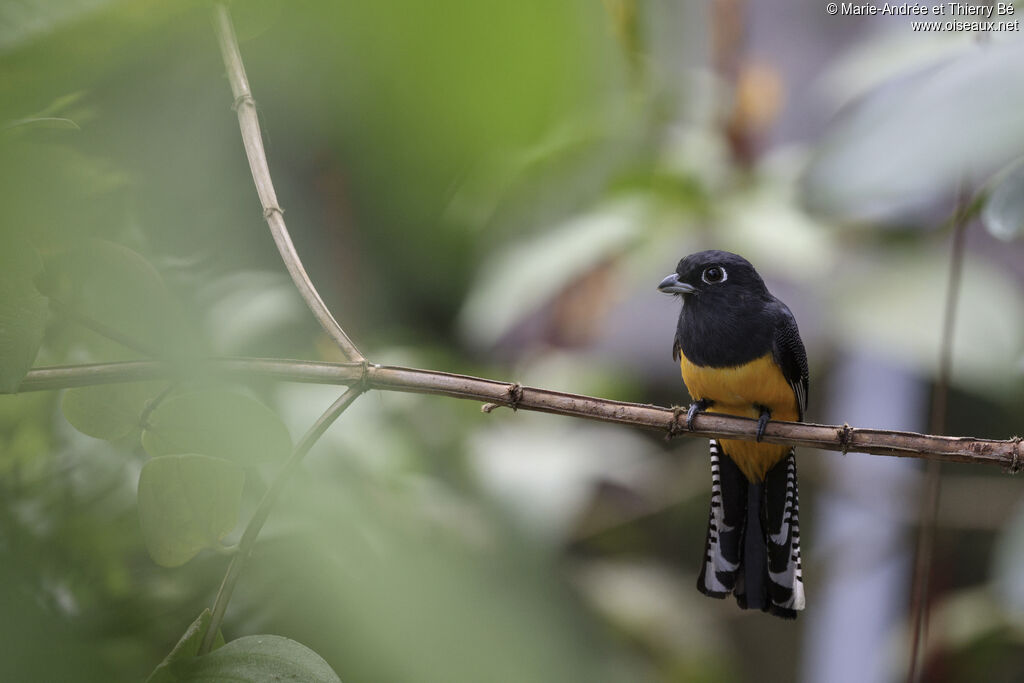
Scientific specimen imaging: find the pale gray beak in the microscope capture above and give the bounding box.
[658,273,696,295]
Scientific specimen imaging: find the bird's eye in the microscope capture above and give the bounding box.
[702,266,727,284]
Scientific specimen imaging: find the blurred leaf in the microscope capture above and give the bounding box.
[168,635,341,683]
[141,389,291,464]
[831,248,1024,394]
[458,197,643,347]
[815,31,976,111]
[804,41,1024,219]
[46,240,197,358]
[137,454,244,568]
[0,0,120,52]
[983,158,1024,242]
[0,239,48,392]
[243,464,645,683]
[62,382,161,440]
[145,609,225,683]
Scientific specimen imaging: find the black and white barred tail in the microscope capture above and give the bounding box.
[697,439,805,618]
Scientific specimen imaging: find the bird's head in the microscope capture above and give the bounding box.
[657,250,768,303]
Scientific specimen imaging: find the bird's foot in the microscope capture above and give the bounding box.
[755,405,771,442]
[686,399,712,430]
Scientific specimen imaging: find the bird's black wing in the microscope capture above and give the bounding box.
[771,307,808,420]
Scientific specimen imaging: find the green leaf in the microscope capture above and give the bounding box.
[141,390,291,464]
[0,240,48,392]
[170,635,341,683]
[47,240,197,358]
[982,158,1024,242]
[62,382,162,440]
[138,454,245,568]
[145,609,225,683]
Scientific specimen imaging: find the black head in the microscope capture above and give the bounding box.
[657,250,769,303]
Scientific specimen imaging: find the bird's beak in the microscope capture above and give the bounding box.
[658,273,696,295]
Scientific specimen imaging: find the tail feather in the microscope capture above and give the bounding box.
[697,440,745,597]
[764,452,805,616]
[697,440,805,618]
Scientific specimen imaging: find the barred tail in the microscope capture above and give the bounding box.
[697,440,744,597]
[764,451,805,616]
[697,441,805,618]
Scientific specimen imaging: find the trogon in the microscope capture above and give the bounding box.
[658,250,807,618]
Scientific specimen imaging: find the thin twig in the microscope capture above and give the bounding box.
[14,359,1023,469]
[907,187,972,683]
[211,4,363,362]
[199,387,363,654]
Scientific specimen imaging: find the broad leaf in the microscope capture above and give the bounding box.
[170,635,341,683]
[0,240,48,392]
[804,40,1024,219]
[62,382,162,440]
[141,389,291,464]
[47,240,196,358]
[145,609,225,683]
[138,454,245,567]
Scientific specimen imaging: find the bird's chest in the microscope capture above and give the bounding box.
[679,352,797,420]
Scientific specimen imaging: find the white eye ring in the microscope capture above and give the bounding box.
[701,266,727,285]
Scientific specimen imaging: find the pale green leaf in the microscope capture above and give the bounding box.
[48,240,197,358]
[169,635,341,683]
[137,454,244,568]
[62,382,162,440]
[141,389,291,464]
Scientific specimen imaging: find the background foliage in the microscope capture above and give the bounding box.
[0,1,1022,681]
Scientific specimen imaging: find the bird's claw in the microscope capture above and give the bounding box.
[686,400,710,430]
[755,406,771,442]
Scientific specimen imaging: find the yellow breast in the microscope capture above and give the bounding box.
[680,352,798,481]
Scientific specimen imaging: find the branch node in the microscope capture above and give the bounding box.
[262,206,284,220]
[506,382,524,411]
[666,405,686,441]
[358,359,372,394]
[1004,436,1022,475]
[231,93,256,111]
[839,423,853,455]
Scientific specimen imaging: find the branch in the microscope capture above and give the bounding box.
[211,4,363,362]
[16,359,1023,470]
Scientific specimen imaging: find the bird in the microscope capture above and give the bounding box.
[658,250,807,618]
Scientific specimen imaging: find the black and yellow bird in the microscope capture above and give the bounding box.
[658,250,807,618]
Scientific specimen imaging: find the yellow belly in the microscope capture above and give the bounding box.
[680,352,798,482]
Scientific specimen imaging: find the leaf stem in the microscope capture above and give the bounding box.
[199,386,363,653]
[906,185,972,683]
